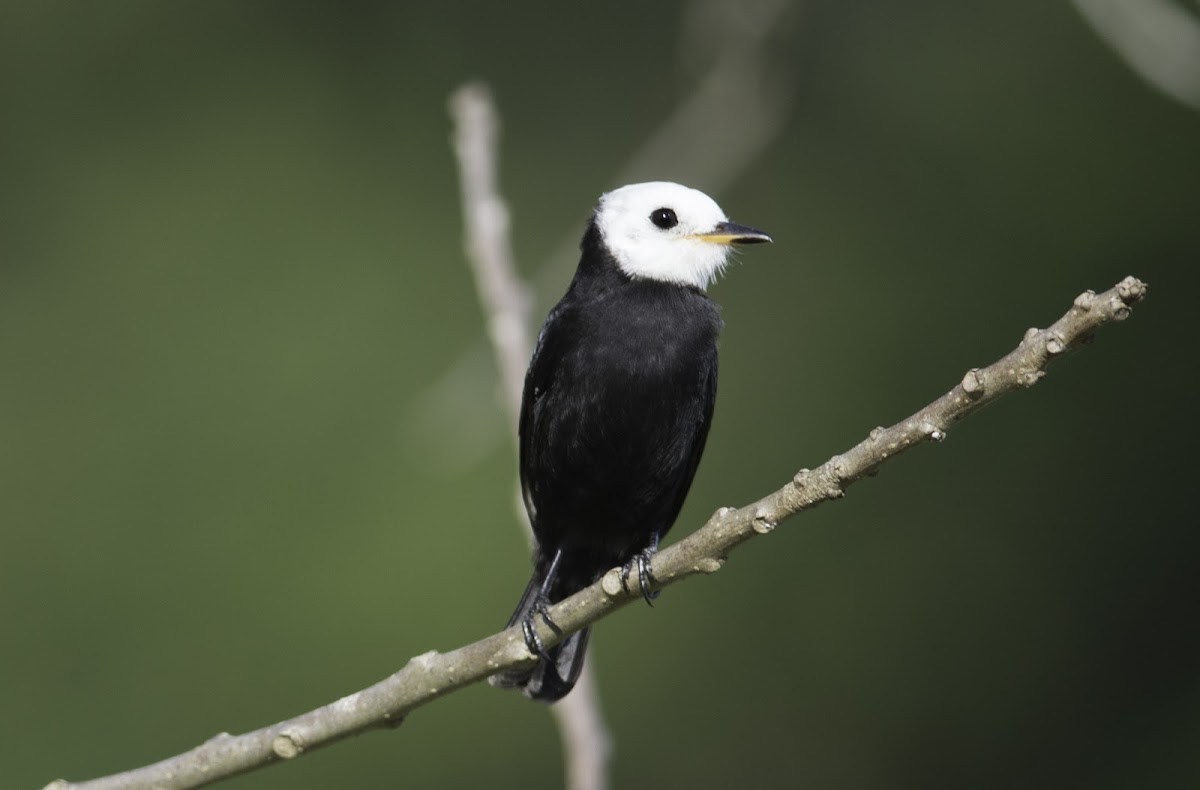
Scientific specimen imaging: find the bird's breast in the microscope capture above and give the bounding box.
[582,285,719,378]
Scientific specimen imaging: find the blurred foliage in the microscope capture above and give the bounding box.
[2,1,1198,788]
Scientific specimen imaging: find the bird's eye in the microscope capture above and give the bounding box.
[649,208,678,230]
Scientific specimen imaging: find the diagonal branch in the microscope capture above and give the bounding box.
[45,276,1146,790]
[503,277,1152,650]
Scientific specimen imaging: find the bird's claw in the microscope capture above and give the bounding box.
[521,616,552,664]
[521,598,563,663]
[620,548,661,606]
[534,599,563,636]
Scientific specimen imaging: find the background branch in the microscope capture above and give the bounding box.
[448,82,612,790]
[45,276,1147,790]
[1073,0,1200,111]
[449,83,532,428]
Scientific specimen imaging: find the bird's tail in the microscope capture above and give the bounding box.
[489,566,590,703]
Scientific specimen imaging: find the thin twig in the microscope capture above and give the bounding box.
[45,276,1147,790]
[449,83,532,429]
[1073,0,1200,112]
[448,82,612,790]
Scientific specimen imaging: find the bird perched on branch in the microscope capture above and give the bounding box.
[491,181,771,702]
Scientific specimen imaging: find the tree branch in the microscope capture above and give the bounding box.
[1072,0,1200,112]
[44,276,1147,789]
[449,83,532,428]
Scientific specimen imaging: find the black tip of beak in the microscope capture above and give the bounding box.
[715,221,773,245]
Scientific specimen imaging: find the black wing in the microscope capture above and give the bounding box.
[659,346,718,542]
[517,301,570,531]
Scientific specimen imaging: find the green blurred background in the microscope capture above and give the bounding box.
[3,1,1198,788]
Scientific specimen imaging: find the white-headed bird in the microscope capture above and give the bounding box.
[493,182,771,701]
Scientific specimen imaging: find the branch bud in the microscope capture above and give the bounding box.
[272,733,302,759]
[961,368,985,396]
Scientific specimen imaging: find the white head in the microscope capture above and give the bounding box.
[594,181,771,290]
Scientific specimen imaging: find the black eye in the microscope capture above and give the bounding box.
[649,208,678,230]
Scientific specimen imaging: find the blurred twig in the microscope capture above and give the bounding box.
[448,82,612,790]
[44,276,1147,790]
[1073,0,1200,111]
[448,83,532,430]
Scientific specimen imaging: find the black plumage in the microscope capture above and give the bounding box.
[491,183,769,701]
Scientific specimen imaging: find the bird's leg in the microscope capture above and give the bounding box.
[522,548,563,662]
[620,534,662,606]
[636,549,660,604]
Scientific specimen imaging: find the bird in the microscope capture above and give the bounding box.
[491,181,771,702]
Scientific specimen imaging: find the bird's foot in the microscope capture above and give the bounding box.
[534,598,563,636]
[620,547,661,606]
[520,598,563,663]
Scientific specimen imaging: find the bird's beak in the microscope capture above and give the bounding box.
[692,221,773,245]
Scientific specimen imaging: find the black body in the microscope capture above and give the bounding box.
[496,220,721,701]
